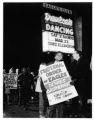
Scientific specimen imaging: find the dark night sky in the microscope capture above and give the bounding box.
[3,2,92,72]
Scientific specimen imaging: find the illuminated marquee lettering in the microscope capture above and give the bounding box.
[45,13,73,26]
[48,42,57,46]
[46,24,74,35]
[58,43,74,48]
[51,32,74,40]
[55,38,68,43]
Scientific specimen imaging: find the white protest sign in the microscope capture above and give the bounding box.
[39,61,78,106]
[5,73,18,89]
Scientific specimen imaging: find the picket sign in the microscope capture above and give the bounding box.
[4,73,18,89]
[39,61,78,106]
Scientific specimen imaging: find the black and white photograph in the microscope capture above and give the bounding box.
[3,1,92,118]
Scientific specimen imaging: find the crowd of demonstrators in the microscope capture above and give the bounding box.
[35,51,92,118]
[3,67,35,110]
[3,52,92,117]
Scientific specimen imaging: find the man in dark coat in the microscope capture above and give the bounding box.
[18,67,34,110]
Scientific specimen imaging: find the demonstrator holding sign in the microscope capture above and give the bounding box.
[36,52,78,118]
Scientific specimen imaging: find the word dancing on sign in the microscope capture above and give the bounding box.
[46,24,73,35]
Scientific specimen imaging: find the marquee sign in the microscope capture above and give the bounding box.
[42,12,75,53]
